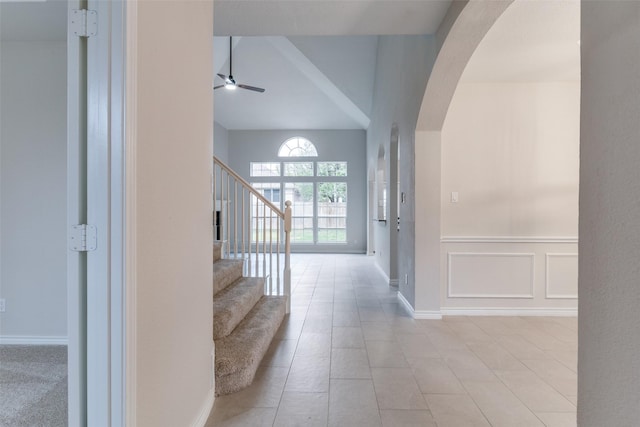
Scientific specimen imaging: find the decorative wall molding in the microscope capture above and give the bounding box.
[441,307,578,317]
[441,236,579,244]
[397,292,442,320]
[447,252,535,298]
[545,253,579,299]
[191,389,215,427]
[0,335,68,345]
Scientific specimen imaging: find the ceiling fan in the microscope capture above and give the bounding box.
[214,37,266,93]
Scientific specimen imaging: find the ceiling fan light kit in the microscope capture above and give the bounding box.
[215,37,266,93]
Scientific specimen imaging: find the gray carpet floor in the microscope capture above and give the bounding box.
[0,345,67,427]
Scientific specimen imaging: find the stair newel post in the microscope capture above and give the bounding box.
[284,200,292,314]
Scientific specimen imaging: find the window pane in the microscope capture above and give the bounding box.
[317,162,347,177]
[317,182,347,243]
[285,182,314,243]
[250,162,280,177]
[250,183,280,243]
[284,162,313,177]
[278,137,318,157]
[251,182,281,203]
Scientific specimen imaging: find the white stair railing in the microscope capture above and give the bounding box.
[213,156,292,313]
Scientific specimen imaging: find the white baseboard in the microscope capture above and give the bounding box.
[374,262,391,285]
[440,307,578,317]
[414,310,444,320]
[0,335,68,345]
[397,293,443,320]
[191,389,215,427]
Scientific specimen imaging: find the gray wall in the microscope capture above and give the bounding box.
[579,2,640,425]
[367,36,437,301]
[0,41,67,339]
[228,129,367,253]
[214,121,230,163]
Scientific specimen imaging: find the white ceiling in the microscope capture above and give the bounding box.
[214,0,452,36]
[1,0,67,42]
[213,0,453,131]
[461,0,580,83]
[214,35,379,130]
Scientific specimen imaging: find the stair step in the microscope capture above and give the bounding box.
[213,240,224,262]
[213,277,264,340]
[213,259,244,296]
[215,296,286,396]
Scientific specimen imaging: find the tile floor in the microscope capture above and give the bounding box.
[206,254,577,427]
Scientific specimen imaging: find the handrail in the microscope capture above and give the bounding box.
[213,155,292,313]
[214,155,284,219]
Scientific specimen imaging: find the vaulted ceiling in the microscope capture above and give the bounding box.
[213,0,452,130]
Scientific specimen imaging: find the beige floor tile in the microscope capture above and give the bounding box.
[371,368,428,410]
[215,366,288,408]
[332,310,361,326]
[333,300,359,312]
[362,321,396,341]
[519,327,567,351]
[424,394,490,427]
[406,357,466,394]
[526,318,578,344]
[544,349,578,373]
[366,340,409,368]
[302,316,333,334]
[275,318,304,340]
[260,339,297,368]
[294,332,331,358]
[205,406,277,427]
[493,334,553,360]
[438,349,497,381]
[285,355,330,393]
[462,380,545,426]
[359,307,389,322]
[470,318,521,336]
[397,334,440,358]
[445,321,495,344]
[495,370,575,412]
[468,342,529,371]
[536,411,577,427]
[331,348,371,379]
[425,329,468,350]
[380,409,437,427]
[328,379,382,427]
[273,392,328,427]
[332,326,365,348]
[522,359,577,396]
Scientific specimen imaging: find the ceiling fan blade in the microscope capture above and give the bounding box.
[217,73,227,80]
[214,85,225,90]
[238,84,265,93]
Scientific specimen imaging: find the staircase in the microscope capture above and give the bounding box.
[212,155,292,396]
[212,240,287,395]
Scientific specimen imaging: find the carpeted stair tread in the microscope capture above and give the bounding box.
[213,259,244,296]
[213,241,224,262]
[213,277,265,340]
[215,296,286,396]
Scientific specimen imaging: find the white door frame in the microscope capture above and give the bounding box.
[67,1,87,425]
[83,0,128,424]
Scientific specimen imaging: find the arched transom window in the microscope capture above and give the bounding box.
[278,137,318,157]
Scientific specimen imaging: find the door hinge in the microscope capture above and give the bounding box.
[70,9,98,38]
[70,224,98,252]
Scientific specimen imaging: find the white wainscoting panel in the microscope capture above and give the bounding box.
[545,253,579,299]
[448,252,535,298]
